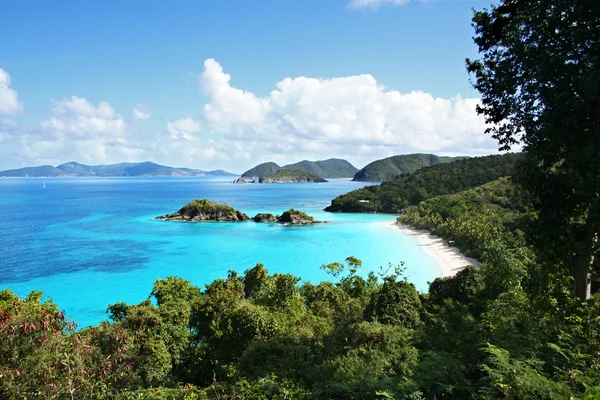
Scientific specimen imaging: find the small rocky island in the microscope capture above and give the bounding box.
[234,168,328,184]
[156,199,250,222]
[278,209,319,225]
[259,169,327,183]
[157,200,323,225]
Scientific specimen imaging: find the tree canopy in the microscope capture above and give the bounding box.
[467,0,600,300]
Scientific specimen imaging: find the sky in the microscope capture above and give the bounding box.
[0,0,500,173]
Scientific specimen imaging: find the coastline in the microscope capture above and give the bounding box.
[386,221,480,277]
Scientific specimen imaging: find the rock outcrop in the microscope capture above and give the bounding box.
[278,209,322,225]
[253,213,278,223]
[156,199,249,222]
[233,177,247,184]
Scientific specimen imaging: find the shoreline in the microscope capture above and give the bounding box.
[385,221,480,277]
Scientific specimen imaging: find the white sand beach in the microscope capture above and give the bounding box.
[386,221,481,277]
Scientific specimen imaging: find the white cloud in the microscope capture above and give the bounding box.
[132,104,151,120]
[198,59,496,169]
[166,117,201,140]
[0,61,498,174]
[349,0,411,9]
[41,96,126,140]
[0,69,22,116]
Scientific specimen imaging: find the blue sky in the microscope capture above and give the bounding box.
[0,0,498,172]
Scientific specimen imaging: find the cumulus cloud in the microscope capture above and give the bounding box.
[0,61,498,173]
[0,69,22,116]
[198,58,495,169]
[41,96,126,140]
[132,104,151,120]
[349,0,411,9]
[166,117,201,140]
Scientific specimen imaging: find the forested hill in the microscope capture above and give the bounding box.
[241,158,358,179]
[241,162,282,178]
[352,153,468,182]
[326,153,522,213]
[259,169,327,183]
[0,161,238,177]
[283,158,358,178]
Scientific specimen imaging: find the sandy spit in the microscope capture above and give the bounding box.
[385,221,480,277]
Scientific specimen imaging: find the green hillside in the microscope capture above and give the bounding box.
[282,158,358,178]
[0,165,65,177]
[241,159,357,179]
[400,177,532,258]
[259,169,327,183]
[352,153,468,182]
[241,162,281,178]
[326,153,522,213]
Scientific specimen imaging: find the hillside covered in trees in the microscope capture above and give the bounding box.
[326,153,522,213]
[241,158,358,179]
[352,154,468,182]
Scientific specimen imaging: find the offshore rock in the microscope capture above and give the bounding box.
[156,199,250,222]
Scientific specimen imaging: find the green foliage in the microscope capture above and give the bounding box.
[479,344,570,399]
[399,177,533,259]
[241,162,281,178]
[278,209,315,223]
[467,0,600,300]
[259,169,327,183]
[353,153,467,182]
[179,199,241,218]
[326,153,522,213]
[242,158,358,179]
[282,158,358,179]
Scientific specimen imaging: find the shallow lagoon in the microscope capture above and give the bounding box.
[0,177,441,327]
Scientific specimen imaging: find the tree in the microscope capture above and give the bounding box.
[467,0,600,300]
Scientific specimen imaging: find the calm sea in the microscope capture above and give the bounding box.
[0,177,441,327]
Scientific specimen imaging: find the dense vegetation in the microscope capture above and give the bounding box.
[466,0,600,301]
[283,158,358,179]
[352,154,467,182]
[241,162,282,178]
[259,169,327,183]
[326,153,522,213]
[400,177,532,259]
[241,159,357,179]
[2,244,599,398]
[278,209,317,224]
[157,199,250,222]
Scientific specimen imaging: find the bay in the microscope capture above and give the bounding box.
[0,177,441,327]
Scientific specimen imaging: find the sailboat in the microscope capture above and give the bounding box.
[42,182,46,188]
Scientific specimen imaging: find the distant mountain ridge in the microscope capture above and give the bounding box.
[0,161,238,177]
[241,158,358,179]
[352,154,470,182]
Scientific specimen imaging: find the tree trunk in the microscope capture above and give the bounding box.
[571,252,592,301]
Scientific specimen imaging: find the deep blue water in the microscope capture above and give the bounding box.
[0,177,441,327]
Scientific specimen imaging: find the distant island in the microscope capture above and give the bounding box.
[240,158,358,182]
[157,200,322,225]
[352,153,469,182]
[0,161,238,177]
[259,169,327,183]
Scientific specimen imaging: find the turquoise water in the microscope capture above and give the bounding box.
[0,177,441,327]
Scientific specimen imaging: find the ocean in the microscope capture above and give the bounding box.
[0,177,441,327]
